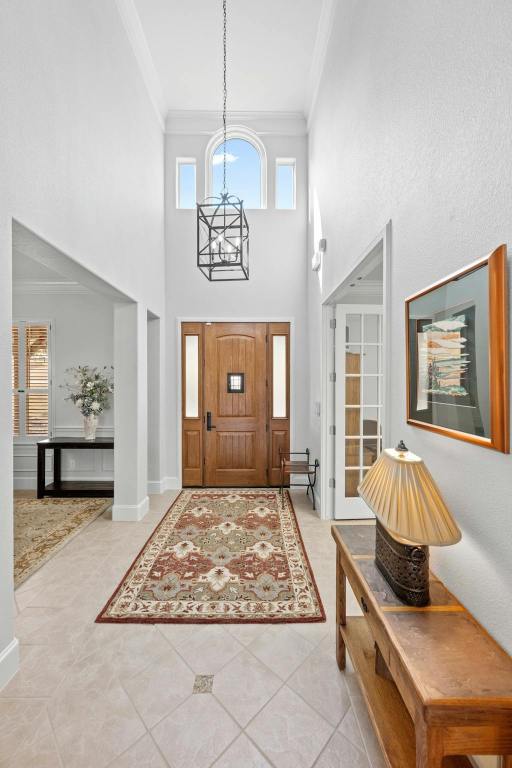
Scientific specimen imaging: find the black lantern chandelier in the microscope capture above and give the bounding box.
[196,0,249,281]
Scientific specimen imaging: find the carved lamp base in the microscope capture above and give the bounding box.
[375,520,430,607]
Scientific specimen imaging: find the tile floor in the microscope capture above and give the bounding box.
[2,490,386,768]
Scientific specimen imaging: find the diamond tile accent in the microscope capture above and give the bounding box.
[193,674,214,693]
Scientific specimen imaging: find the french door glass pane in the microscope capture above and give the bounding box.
[345,377,360,406]
[345,439,360,467]
[364,314,380,343]
[364,376,380,405]
[363,345,380,374]
[345,469,360,497]
[345,345,361,373]
[345,407,360,436]
[363,437,379,467]
[272,336,287,418]
[346,314,361,343]
[362,407,380,434]
[185,335,199,418]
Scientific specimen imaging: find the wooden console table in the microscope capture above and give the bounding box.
[37,437,114,499]
[332,522,512,768]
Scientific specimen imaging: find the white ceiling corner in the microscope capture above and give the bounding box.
[115,0,166,128]
[307,0,338,126]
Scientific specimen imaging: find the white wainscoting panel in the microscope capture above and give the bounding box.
[13,426,114,490]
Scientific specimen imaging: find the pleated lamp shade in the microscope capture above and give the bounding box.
[358,445,461,547]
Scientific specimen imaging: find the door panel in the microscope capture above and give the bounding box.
[204,323,268,486]
[335,305,383,519]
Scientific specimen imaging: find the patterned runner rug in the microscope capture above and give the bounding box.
[15,497,111,588]
[97,489,325,624]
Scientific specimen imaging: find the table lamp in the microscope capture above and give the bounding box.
[358,440,461,607]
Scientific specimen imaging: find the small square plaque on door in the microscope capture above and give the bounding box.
[227,373,244,393]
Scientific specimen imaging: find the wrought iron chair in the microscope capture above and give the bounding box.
[279,448,319,510]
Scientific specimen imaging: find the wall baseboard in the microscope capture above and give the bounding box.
[163,477,181,491]
[0,638,19,691]
[112,495,149,522]
[147,479,163,494]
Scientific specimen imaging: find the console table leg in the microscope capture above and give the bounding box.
[336,548,346,670]
[37,446,45,499]
[53,448,62,490]
[502,757,512,768]
[416,726,444,768]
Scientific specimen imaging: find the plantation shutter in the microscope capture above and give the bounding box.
[12,326,20,437]
[25,324,49,435]
[12,321,50,439]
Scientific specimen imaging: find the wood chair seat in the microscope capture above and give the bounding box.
[281,460,311,474]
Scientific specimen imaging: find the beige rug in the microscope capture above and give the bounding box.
[14,497,111,587]
[97,489,325,624]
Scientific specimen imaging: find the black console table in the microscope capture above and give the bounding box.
[37,437,114,499]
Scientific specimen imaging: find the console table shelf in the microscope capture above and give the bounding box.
[332,522,512,768]
[37,437,114,499]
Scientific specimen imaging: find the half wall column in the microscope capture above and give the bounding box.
[113,302,148,521]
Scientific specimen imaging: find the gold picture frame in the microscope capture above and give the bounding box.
[406,245,509,452]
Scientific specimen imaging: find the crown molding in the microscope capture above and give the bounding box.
[306,0,338,129]
[165,110,307,137]
[115,0,166,130]
[13,280,90,295]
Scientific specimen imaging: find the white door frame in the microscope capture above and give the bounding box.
[320,221,392,521]
[176,316,296,489]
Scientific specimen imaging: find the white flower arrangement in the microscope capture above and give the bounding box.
[61,365,114,417]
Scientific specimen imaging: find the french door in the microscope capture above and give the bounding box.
[181,322,290,487]
[334,305,383,519]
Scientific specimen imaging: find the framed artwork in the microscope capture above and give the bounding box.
[406,244,509,452]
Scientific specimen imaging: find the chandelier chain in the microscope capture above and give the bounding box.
[222,0,227,193]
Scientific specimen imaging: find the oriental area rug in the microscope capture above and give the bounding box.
[14,496,111,588]
[97,489,325,624]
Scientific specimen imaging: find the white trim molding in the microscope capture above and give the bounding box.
[112,495,149,522]
[166,110,307,137]
[13,280,90,295]
[204,125,268,209]
[0,638,19,691]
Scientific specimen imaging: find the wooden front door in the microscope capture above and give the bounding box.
[181,321,290,487]
[204,323,267,486]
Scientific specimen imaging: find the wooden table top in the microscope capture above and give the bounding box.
[332,522,512,707]
[37,437,114,448]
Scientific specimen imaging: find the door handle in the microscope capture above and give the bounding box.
[206,412,216,430]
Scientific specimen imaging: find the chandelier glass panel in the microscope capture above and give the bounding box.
[196,0,249,281]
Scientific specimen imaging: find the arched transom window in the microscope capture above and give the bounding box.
[206,127,267,209]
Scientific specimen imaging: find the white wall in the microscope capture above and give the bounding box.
[165,120,310,483]
[12,290,115,488]
[308,0,512,664]
[0,0,164,686]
